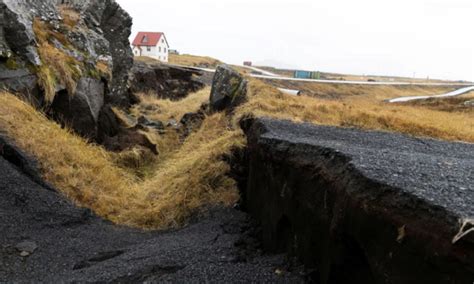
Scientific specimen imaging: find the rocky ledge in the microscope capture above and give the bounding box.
[241,117,474,283]
[129,60,205,100]
[0,0,133,140]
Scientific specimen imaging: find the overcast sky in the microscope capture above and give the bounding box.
[117,0,473,81]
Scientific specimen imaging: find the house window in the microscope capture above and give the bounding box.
[164,48,167,53]
[159,47,161,52]
[142,36,148,43]
[147,46,151,51]
[162,39,164,43]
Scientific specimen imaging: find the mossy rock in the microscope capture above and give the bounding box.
[210,64,248,112]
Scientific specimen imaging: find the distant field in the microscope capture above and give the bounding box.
[168,54,222,68]
[262,79,459,100]
[402,91,474,113]
[163,54,473,141]
[256,66,466,84]
[236,79,474,143]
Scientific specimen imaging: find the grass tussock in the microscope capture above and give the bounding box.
[131,87,210,122]
[0,92,137,218]
[58,4,81,28]
[0,91,241,229]
[95,60,111,79]
[126,87,212,174]
[122,114,242,228]
[33,19,83,103]
[235,79,474,143]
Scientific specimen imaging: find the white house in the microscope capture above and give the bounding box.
[132,32,169,62]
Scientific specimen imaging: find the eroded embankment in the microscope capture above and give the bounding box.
[241,118,474,283]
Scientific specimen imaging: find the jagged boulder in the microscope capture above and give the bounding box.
[129,60,205,100]
[0,0,133,139]
[180,111,205,138]
[137,115,165,133]
[210,65,248,112]
[50,78,104,139]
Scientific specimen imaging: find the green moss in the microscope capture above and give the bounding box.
[87,68,101,80]
[229,77,244,103]
[5,57,19,70]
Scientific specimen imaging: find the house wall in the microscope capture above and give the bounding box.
[132,46,141,57]
[139,45,158,58]
[155,36,169,62]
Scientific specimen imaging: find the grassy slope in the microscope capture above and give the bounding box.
[168,54,222,68]
[0,92,241,229]
[264,79,458,100]
[235,79,474,143]
[1,54,472,230]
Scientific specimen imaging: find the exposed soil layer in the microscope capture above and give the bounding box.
[0,140,305,283]
[129,61,205,100]
[242,118,474,284]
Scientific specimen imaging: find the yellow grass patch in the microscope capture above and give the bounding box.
[131,87,210,122]
[33,18,83,103]
[235,79,474,143]
[0,91,241,229]
[58,4,81,28]
[265,79,458,101]
[168,53,222,68]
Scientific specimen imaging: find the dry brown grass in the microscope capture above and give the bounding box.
[58,4,81,27]
[131,87,210,122]
[33,19,83,103]
[235,79,474,143]
[2,50,471,232]
[0,92,137,219]
[121,114,242,228]
[0,91,241,229]
[264,79,458,101]
[402,91,474,113]
[168,54,222,68]
[128,87,211,169]
[96,60,111,79]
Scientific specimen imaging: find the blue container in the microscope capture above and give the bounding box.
[294,70,312,79]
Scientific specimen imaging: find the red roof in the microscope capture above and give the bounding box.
[132,32,166,47]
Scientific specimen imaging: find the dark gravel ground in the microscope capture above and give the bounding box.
[256,118,474,220]
[0,157,305,283]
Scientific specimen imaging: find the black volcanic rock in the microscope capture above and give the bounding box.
[0,155,305,282]
[129,60,205,100]
[242,117,474,283]
[0,0,134,139]
[210,64,248,112]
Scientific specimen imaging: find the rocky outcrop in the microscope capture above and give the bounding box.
[98,108,158,155]
[102,126,158,155]
[180,111,205,138]
[0,0,133,139]
[129,60,205,100]
[242,118,474,283]
[210,65,248,112]
[51,78,105,139]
